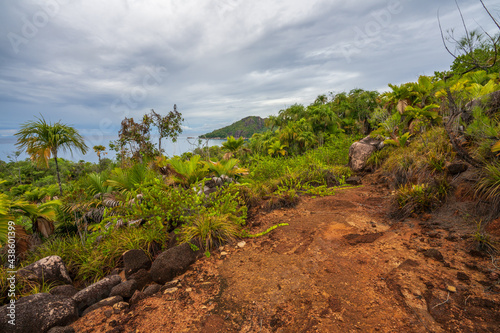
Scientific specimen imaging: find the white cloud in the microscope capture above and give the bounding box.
[0,0,496,152]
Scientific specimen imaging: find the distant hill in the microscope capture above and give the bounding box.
[200,116,269,139]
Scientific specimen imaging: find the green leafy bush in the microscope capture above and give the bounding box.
[180,185,247,249]
[24,224,167,285]
[366,148,393,169]
[395,183,438,215]
[476,161,500,218]
[100,183,202,233]
[393,177,449,218]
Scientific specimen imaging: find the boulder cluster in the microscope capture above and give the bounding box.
[0,243,201,333]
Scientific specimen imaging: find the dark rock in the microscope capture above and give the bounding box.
[128,269,152,291]
[50,285,78,298]
[445,235,458,242]
[423,248,444,262]
[72,275,122,313]
[0,293,78,333]
[150,243,199,284]
[110,279,138,299]
[17,255,72,285]
[457,272,470,282]
[348,136,384,172]
[129,290,147,306]
[468,297,499,309]
[343,232,384,245]
[47,326,76,333]
[397,259,420,271]
[143,284,162,296]
[425,231,441,239]
[469,249,488,258]
[81,296,123,317]
[345,176,362,185]
[446,162,468,175]
[122,249,151,279]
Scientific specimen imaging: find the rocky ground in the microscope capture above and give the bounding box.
[71,174,500,333]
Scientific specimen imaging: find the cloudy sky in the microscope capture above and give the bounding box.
[0,0,498,157]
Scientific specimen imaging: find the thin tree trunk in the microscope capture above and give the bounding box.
[158,136,162,154]
[444,87,482,168]
[54,153,63,196]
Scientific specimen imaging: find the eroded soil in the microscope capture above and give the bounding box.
[72,177,500,333]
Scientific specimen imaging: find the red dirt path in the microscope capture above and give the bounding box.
[72,179,500,333]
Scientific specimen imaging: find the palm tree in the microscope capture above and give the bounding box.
[267,139,288,157]
[221,136,245,159]
[15,116,88,196]
[314,94,328,105]
[93,145,106,164]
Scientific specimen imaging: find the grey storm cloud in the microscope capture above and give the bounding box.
[0,0,496,139]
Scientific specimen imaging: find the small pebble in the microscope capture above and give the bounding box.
[163,287,178,294]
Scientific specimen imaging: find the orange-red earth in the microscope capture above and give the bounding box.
[72,179,500,333]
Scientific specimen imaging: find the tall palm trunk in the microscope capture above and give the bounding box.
[53,152,63,196]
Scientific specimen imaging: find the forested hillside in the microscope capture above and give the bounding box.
[200,116,268,139]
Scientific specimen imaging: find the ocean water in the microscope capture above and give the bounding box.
[0,136,225,164]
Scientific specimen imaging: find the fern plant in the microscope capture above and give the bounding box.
[166,155,208,187]
[205,158,249,178]
[384,132,411,148]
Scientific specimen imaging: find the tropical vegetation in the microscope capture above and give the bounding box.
[1,16,500,306]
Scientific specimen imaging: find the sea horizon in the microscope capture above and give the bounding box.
[0,135,225,164]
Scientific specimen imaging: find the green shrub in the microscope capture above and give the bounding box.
[476,161,500,219]
[392,174,449,219]
[180,185,247,250]
[382,127,455,188]
[264,190,300,211]
[396,183,433,212]
[366,148,393,169]
[180,213,240,250]
[100,184,203,233]
[25,224,167,285]
[471,221,497,253]
[0,266,58,305]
